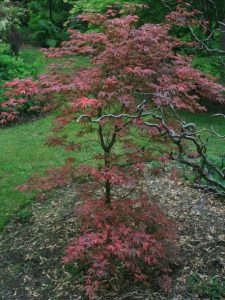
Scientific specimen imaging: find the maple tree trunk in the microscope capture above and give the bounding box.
[105,178,111,205]
[97,106,119,205]
[104,148,111,204]
[49,0,53,23]
[98,122,112,204]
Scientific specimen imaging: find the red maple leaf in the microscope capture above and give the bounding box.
[73,97,101,108]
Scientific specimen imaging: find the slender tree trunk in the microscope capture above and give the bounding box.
[104,150,111,205]
[98,123,112,205]
[105,179,111,204]
[49,0,53,23]
[97,107,118,205]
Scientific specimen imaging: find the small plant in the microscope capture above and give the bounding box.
[15,209,33,224]
[63,197,177,298]
[0,47,30,85]
[187,273,225,299]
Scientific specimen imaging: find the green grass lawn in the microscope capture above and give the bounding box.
[0,117,61,228]
[181,110,225,161]
[19,46,48,76]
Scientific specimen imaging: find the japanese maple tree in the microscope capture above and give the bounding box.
[4,2,225,298]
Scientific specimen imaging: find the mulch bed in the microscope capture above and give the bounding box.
[0,175,224,299]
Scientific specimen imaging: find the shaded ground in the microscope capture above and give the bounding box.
[0,175,225,299]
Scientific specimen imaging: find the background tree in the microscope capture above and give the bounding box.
[15,0,72,47]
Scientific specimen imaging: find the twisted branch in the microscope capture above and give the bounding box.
[78,106,225,198]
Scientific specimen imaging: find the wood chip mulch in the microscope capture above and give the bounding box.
[0,175,224,300]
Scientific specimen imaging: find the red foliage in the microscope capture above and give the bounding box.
[18,159,75,192]
[166,2,202,28]
[1,4,225,125]
[63,197,177,298]
[73,97,101,109]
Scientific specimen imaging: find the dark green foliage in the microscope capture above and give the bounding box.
[22,0,71,47]
[27,0,71,27]
[26,15,68,47]
[190,0,225,29]
[192,55,225,79]
[65,262,87,278]
[187,273,225,299]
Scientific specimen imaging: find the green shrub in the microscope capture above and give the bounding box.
[0,42,11,55]
[27,15,68,47]
[0,52,29,83]
[187,273,225,299]
[0,42,30,100]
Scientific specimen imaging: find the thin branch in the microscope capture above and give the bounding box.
[188,26,225,54]
[78,105,225,198]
